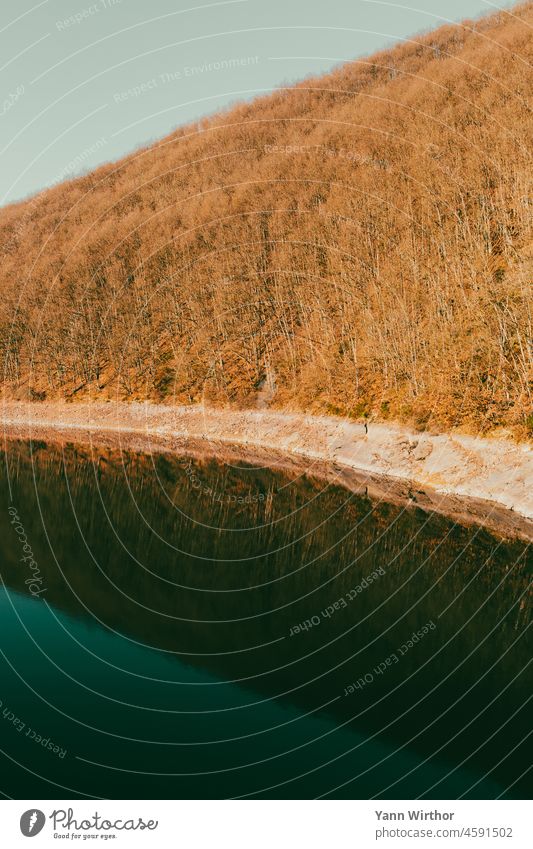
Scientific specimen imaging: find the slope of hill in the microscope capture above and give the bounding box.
[0,3,532,436]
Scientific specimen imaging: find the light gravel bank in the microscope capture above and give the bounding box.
[1,401,531,540]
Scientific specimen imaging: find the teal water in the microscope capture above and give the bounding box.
[0,440,530,799]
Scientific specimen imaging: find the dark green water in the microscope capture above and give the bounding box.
[0,439,530,800]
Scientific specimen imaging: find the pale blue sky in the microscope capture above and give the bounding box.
[0,0,514,205]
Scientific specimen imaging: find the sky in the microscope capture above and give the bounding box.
[0,0,516,205]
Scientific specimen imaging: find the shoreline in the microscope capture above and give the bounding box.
[1,400,532,540]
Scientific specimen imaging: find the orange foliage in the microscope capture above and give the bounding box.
[0,3,532,435]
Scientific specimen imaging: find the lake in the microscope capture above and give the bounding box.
[0,439,530,799]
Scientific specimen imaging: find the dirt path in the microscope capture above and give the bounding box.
[1,400,531,539]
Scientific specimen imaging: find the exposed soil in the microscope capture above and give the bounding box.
[1,401,532,540]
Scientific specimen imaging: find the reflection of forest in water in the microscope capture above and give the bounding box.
[0,440,531,798]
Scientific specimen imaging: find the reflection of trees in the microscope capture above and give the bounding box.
[0,439,530,792]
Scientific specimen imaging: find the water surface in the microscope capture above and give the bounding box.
[0,439,530,799]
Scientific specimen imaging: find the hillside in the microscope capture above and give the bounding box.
[0,3,532,436]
